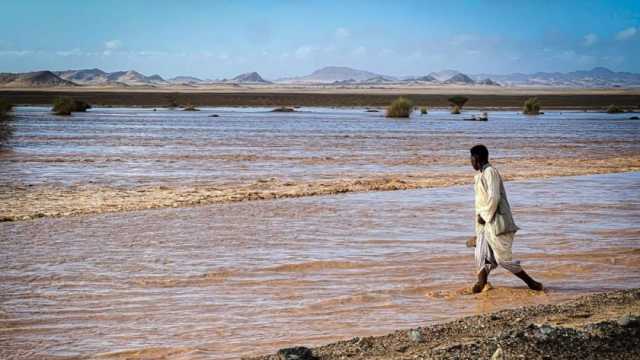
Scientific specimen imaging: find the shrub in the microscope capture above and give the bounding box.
[448,96,469,108]
[420,106,428,115]
[451,105,461,114]
[0,99,13,116]
[606,104,624,114]
[52,97,91,116]
[523,97,541,115]
[386,97,414,118]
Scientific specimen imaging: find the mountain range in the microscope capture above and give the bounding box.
[1,66,639,88]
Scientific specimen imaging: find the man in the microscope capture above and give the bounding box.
[469,145,543,293]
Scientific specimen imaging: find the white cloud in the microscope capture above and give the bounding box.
[295,45,313,59]
[56,48,83,56]
[351,46,366,56]
[105,39,122,50]
[583,33,598,46]
[0,50,33,56]
[335,27,350,39]
[615,27,637,40]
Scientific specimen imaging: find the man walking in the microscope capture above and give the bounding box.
[470,145,543,293]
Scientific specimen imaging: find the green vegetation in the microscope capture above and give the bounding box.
[523,97,541,115]
[0,99,13,116]
[386,97,414,118]
[448,96,469,108]
[606,104,624,114]
[451,105,461,114]
[52,97,91,116]
[420,106,428,115]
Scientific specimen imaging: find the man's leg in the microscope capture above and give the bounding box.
[492,234,543,291]
[473,232,497,293]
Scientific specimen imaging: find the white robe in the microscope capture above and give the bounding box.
[474,164,522,274]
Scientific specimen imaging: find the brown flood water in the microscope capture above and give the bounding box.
[1,172,639,359]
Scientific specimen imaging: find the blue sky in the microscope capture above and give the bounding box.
[1,0,639,79]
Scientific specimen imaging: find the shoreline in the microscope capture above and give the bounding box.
[2,89,640,108]
[248,288,640,359]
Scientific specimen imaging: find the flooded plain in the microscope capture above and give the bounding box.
[1,107,639,221]
[1,107,639,359]
[1,172,639,359]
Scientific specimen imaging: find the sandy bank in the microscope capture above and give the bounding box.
[1,154,639,222]
[249,288,640,359]
[1,88,640,108]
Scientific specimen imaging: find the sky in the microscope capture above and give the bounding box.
[1,0,639,79]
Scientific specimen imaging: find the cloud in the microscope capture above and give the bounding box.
[56,48,83,56]
[335,27,350,39]
[615,27,637,40]
[0,50,33,56]
[105,39,122,50]
[295,45,313,59]
[583,33,598,46]
[351,46,366,56]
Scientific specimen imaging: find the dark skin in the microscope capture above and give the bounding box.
[469,152,544,293]
[470,154,487,226]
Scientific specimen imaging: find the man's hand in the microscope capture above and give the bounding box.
[466,236,476,248]
[477,214,486,225]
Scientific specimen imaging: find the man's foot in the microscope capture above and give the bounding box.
[472,268,488,293]
[514,270,544,291]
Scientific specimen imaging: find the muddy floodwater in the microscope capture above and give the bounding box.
[1,107,639,221]
[1,107,639,187]
[1,171,639,359]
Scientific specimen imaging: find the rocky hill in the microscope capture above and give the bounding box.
[231,72,270,83]
[0,71,77,87]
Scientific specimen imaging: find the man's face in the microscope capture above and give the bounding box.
[470,155,481,171]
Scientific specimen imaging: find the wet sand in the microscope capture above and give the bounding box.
[1,107,640,221]
[1,172,639,359]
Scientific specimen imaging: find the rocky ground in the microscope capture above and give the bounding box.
[249,288,640,360]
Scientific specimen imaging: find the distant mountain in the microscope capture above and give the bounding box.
[169,76,204,84]
[428,69,461,82]
[443,73,475,84]
[477,78,500,86]
[55,68,109,84]
[0,71,77,87]
[470,67,640,87]
[231,71,270,83]
[279,66,395,84]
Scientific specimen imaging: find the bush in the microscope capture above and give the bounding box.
[451,105,461,114]
[386,97,414,118]
[606,104,624,114]
[523,97,541,115]
[420,106,428,115]
[0,99,13,116]
[52,97,91,116]
[448,96,469,108]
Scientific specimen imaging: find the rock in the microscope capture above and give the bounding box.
[491,346,504,360]
[408,329,424,343]
[276,346,314,360]
[209,114,219,117]
[272,107,296,113]
[618,314,639,327]
[466,236,476,248]
[629,116,639,120]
